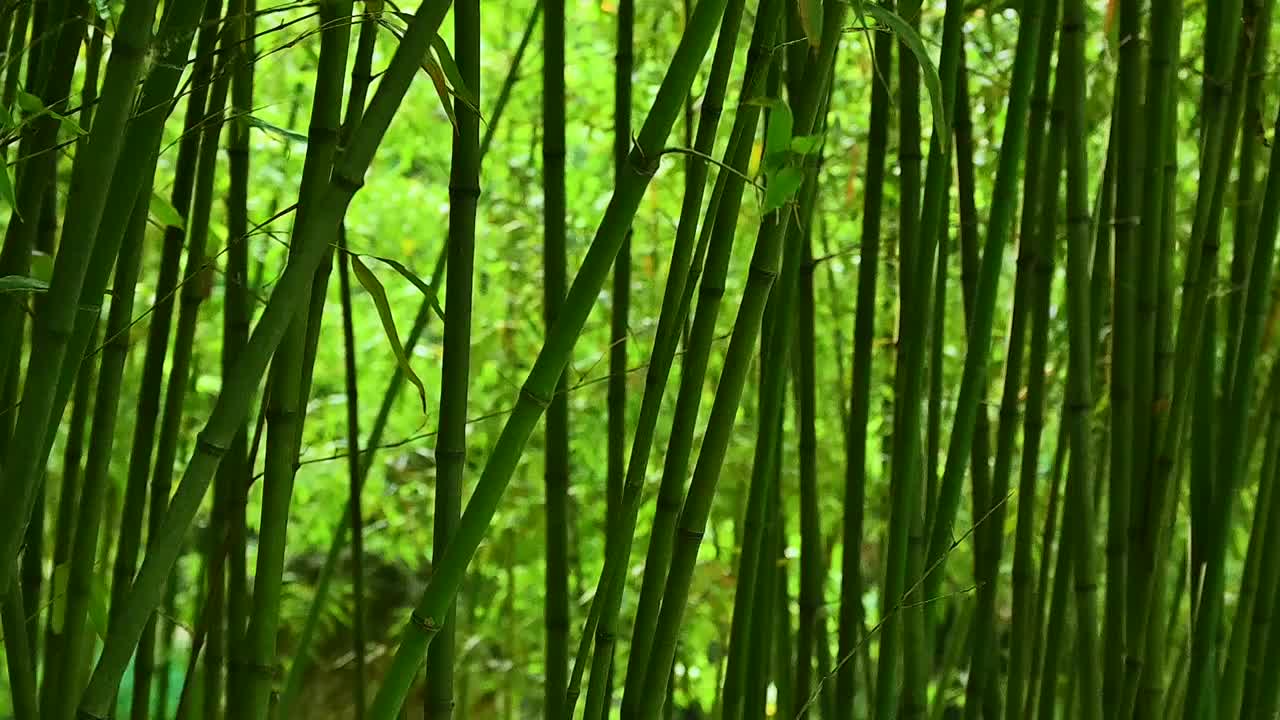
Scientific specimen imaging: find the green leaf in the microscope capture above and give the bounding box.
[863,3,949,148]
[0,275,50,293]
[357,253,447,323]
[59,114,87,137]
[798,0,824,48]
[16,90,43,114]
[430,35,480,115]
[150,191,185,229]
[245,114,309,144]
[91,0,111,20]
[765,101,793,158]
[0,160,16,218]
[763,166,804,213]
[377,18,461,132]
[789,133,825,155]
[350,256,429,414]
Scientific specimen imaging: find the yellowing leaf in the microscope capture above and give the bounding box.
[798,0,824,48]
[350,256,429,414]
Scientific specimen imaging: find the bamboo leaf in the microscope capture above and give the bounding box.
[797,0,823,48]
[245,114,309,144]
[91,0,110,20]
[350,256,429,413]
[765,100,793,158]
[763,166,804,213]
[149,191,185,229]
[789,133,824,154]
[16,90,43,114]
[0,275,49,293]
[356,253,447,323]
[863,3,948,147]
[430,35,480,115]
[377,18,462,131]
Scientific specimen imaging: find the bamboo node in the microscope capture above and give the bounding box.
[195,431,231,457]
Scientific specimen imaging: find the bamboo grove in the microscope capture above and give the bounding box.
[0,0,1278,718]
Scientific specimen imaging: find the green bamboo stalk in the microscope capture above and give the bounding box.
[541,0,571,712]
[1033,431,1071,720]
[1004,10,1064,716]
[39,319,97,714]
[0,0,162,598]
[47,189,153,720]
[1177,3,1259,711]
[631,8,845,718]
[280,10,539,700]
[793,161,822,720]
[0,0,81,402]
[1060,0,1102,715]
[1206,9,1280,716]
[1103,0,1144,705]
[967,5,1059,717]
[422,2,479,718]
[1122,1,1183,714]
[575,1,760,715]
[133,41,233,720]
[1128,0,1248,694]
[598,0,632,707]
[363,0,734,715]
[220,0,256,710]
[3,585,38,719]
[235,4,353,719]
[837,9,895,716]
[77,3,457,715]
[106,0,221,640]
[331,9,376,717]
[923,0,1042,617]
[1244,368,1280,719]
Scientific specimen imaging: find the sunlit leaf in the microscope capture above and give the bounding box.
[350,255,429,413]
[789,133,824,155]
[765,100,793,158]
[150,191,184,229]
[763,166,804,213]
[357,253,447,323]
[17,90,43,114]
[798,0,824,48]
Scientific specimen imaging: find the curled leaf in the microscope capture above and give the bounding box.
[863,3,948,148]
[798,0,824,48]
[150,191,185,230]
[350,256,429,413]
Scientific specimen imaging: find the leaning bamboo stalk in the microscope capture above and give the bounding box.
[0,0,162,596]
[278,14,538,703]
[363,1,735,715]
[76,3,457,714]
[572,2,752,713]
[133,36,233,720]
